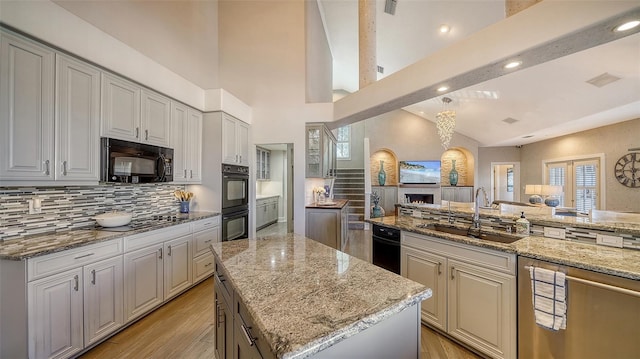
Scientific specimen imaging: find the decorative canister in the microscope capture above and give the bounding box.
[378,160,386,186]
[449,159,459,186]
[515,211,530,235]
[180,201,190,213]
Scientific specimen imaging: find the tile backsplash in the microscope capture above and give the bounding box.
[0,184,186,241]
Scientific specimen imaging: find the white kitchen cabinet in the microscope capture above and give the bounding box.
[101,73,171,147]
[171,102,202,183]
[305,202,349,250]
[401,246,447,331]
[222,112,250,166]
[447,259,515,358]
[256,197,279,230]
[0,30,55,181]
[441,187,474,203]
[123,243,164,322]
[83,256,124,347]
[256,147,271,180]
[163,235,193,300]
[55,54,101,182]
[101,73,141,143]
[192,217,220,283]
[401,231,516,359]
[305,123,336,178]
[28,268,84,359]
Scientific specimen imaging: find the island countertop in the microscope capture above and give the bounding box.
[210,234,432,359]
[305,199,349,209]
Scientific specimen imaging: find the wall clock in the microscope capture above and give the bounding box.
[614,153,640,188]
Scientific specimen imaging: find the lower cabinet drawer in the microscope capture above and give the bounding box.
[193,252,214,283]
[28,238,123,281]
[193,227,219,258]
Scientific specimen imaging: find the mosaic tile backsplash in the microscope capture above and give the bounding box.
[0,184,187,241]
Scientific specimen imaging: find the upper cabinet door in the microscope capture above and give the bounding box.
[55,54,101,182]
[0,31,55,181]
[101,73,141,142]
[171,102,188,182]
[221,114,239,164]
[141,90,171,147]
[186,108,203,182]
[236,120,250,166]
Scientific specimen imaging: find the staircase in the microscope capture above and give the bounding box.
[333,168,365,229]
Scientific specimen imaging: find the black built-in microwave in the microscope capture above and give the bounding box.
[101,138,173,183]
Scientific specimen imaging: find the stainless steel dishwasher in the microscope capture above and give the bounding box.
[518,256,640,358]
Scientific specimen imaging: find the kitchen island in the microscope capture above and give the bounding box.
[209,233,432,359]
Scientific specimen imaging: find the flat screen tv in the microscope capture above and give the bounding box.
[399,160,441,184]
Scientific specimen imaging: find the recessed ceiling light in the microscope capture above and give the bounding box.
[504,61,522,69]
[439,25,451,34]
[615,20,640,32]
[437,86,449,92]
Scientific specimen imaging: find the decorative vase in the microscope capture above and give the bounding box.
[371,205,384,218]
[449,159,459,186]
[377,160,386,186]
[180,201,190,213]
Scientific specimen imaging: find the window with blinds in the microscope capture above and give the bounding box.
[336,125,351,160]
[544,156,601,212]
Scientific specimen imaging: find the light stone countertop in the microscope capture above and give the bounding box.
[368,215,640,280]
[210,234,432,359]
[256,194,280,200]
[305,199,349,209]
[0,211,219,260]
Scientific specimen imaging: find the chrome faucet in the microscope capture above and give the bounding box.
[473,187,488,229]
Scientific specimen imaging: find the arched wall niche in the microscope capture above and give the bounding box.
[370,149,398,186]
[441,147,475,186]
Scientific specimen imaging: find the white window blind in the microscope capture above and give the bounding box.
[574,160,598,213]
[545,156,601,212]
[548,163,566,207]
[336,125,351,160]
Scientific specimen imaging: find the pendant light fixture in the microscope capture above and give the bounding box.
[436,97,456,150]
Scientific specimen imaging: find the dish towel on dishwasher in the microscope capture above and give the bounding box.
[529,266,567,331]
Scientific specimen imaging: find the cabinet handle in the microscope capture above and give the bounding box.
[184,169,187,178]
[44,160,50,175]
[450,266,455,280]
[204,262,212,267]
[218,274,225,282]
[91,269,96,285]
[216,302,224,324]
[145,129,149,140]
[239,155,242,163]
[74,252,94,260]
[241,323,256,346]
[437,262,442,275]
[190,169,193,178]
[204,239,212,243]
[136,127,140,139]
[158,248,163,260]
[62,161,67,176]
[168,245,172,256]
[73,275,79,291]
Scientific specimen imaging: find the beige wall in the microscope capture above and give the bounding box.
[305,1,333,103]
[218,1,333,234]
[520,118,640,211]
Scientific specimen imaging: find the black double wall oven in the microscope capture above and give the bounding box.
[221,164,249,241]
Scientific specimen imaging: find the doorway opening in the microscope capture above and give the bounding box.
[255,143,294,236]
[491,162,520,204]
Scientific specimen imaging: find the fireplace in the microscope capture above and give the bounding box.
[405,194,434,204]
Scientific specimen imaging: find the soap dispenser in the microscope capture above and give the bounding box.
[516,211,530,235]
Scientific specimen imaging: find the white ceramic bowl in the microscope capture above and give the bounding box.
[94,211,132,227]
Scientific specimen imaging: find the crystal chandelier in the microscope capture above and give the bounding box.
[436,97,456,150]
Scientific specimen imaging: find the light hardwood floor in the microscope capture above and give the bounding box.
[81,227,482,359]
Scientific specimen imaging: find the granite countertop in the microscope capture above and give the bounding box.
[368,215,640,280]
[257,194,280,200]
[0,211,220,260]
[210,234,432,359]
[305,199,349,209]
[400,203,640,236]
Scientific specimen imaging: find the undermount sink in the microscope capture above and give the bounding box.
[416,223,521,244]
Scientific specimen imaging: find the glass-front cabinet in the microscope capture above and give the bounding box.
[256,147,270,180]
[305,123,336,178]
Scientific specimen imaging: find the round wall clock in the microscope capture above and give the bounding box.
[614,152,640,188]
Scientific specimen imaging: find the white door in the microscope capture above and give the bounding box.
[222,114,238,164]
[141,89,171,147]
[123,244,164,321]
[186,109,203,182]
[55,54,101,182]
[237,120,250,166]
[0,31,55,181]
[101,73,140,142]
[401,247,447,331]
[164,235,193,300]
[28,268,84,359]
[83,256,124,347]
[171,102,188,183]
[447,259,515,359]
